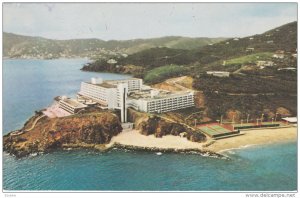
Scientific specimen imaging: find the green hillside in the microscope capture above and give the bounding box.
[82,21,297,120]
[144,65,187,84]
[83,21,297,74]
[225,52,273,65]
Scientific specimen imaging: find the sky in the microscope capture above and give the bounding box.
[3,3,297,40]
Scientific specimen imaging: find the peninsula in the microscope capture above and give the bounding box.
[3,76,297,158]
[4,77,208,157]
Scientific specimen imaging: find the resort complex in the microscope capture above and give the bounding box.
[41,76,297,140]
[48,77,195,123]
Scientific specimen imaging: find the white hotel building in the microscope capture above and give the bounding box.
[127,91,195,113]
[77,77,195,122]
[78,77,133,122]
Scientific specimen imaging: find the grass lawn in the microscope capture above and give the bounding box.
[144,64,186,84]
[225,52,273,65]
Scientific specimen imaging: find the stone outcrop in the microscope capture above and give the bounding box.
[3,112,122,158]
[128,108,207,143]
[139,116,206,143]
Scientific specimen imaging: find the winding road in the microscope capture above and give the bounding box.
[25,115,46,131]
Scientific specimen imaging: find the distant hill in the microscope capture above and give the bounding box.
[83,21,297,74]
[194,21,297,64]
[2,33,226,59]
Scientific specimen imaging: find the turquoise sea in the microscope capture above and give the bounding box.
[2,59,297,191]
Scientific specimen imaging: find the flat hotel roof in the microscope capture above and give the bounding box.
[85,82,117,88]
[105,78,141,83]
[128,90,193,101]
[61,99,87,108]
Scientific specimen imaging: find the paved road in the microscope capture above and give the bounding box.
[26,115,46,131]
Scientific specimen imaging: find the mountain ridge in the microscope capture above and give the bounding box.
[3,32,226,59]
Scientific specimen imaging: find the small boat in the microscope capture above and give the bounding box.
[156,152,163,156]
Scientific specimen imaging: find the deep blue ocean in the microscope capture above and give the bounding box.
[2,59,298,191]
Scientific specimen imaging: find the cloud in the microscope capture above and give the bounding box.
[3,3,297,40]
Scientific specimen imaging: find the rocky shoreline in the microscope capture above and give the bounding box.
[3,111,123,158]
[109,143,227,159]
[4,141,228,160]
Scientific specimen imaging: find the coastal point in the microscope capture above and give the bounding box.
[2,3,298,192]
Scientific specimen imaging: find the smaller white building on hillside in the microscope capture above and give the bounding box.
[273,50,285,59]
[256,61,274,67]
[281,117,297,124]
[277,67,296,71]
[206,71,230,77]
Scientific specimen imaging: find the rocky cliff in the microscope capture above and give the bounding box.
[140,116,206,143]
[3,112,122,158]
[128,108,207,143]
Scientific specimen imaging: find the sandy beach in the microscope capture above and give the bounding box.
[107,127,297,153]
[207,127,297,153]
[108,129,205,150]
